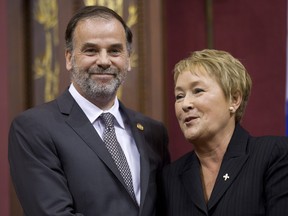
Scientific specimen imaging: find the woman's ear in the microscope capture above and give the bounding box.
[230,91,242,111]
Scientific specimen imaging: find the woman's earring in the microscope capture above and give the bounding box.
[229,107,234,113]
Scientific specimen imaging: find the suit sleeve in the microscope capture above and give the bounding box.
[8,114,84,216]
[265,137,288,215]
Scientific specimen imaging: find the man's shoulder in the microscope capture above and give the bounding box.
[11,104,51,127]
[120,104,165,127]
[14,89,72,119]
[12,93,66,125]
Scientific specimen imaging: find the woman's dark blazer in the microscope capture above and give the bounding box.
[161,125,288,216]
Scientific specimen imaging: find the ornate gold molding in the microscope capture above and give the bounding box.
[33,0,59,102]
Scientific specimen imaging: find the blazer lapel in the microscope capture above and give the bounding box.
[180,153,208,215]
[208,125,250,211]
[57,90,127,190]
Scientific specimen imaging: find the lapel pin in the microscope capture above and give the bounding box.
[136,123,144,131]
[223,173,230,181]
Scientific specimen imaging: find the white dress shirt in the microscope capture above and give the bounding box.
[69,84,141,204]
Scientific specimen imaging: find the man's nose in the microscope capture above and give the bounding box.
[96,50,111,69]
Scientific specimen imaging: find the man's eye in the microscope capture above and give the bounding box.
[84,49,97,55]
[109,49,121,55]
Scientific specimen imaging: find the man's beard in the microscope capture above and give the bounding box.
[70,61,128,100]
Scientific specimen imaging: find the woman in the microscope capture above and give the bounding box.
[162,49,288,215]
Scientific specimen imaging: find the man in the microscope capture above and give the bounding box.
[9,6,170,216]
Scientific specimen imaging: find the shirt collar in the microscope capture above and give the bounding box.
[68,83,125,129]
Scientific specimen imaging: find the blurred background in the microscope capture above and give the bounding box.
[0,0,286,215]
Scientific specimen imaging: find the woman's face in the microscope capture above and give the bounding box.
[174,68,235,144]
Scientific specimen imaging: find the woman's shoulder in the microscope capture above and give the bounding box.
[250,135,288,149]
[248,135,288,163]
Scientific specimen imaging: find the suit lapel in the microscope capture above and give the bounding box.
[180,153,208,215]
[57,90,127,190]
[133,122,150,211]
[208,125,250,210]
[135,128,150,207]
[120,103,150,211]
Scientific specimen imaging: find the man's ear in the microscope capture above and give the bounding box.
[127,56,131,72]
[65,50,72,71]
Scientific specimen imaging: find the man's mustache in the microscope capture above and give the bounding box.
[88,67,118,75]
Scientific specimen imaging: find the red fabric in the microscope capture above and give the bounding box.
[0,0,10,215]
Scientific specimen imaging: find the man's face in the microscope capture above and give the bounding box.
[65,17,131,103]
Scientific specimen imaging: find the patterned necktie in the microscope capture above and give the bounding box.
[100,112,137,203]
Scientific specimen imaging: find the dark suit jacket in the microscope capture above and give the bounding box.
[161,125,288,216]
[8,89,170,216]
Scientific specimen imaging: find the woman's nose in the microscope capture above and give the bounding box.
[182,96,193,111]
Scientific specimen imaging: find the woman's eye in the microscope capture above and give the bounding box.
[175,94,184,101]
[193,88,204,94]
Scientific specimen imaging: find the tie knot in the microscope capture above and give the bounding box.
[100,112,115,128]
